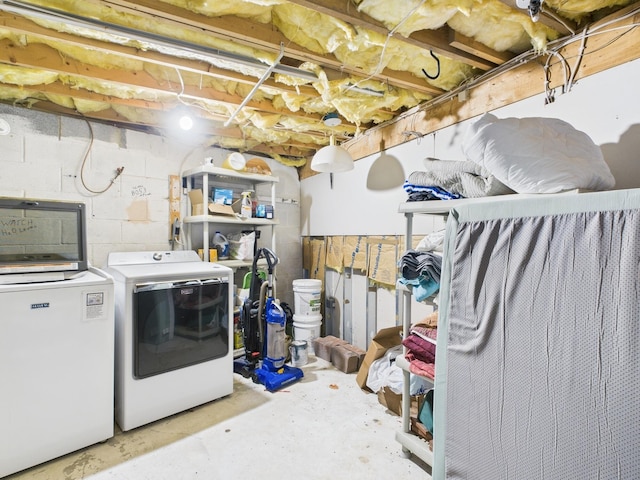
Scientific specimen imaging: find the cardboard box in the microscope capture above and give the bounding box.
[213,188,233,205]
[410,417,433,442]
[188,189,235,216]
[377,387,402,416]
[355,325,402,392]
[377,387,423,417]
[188,189,206,216]
[208,203,235,216]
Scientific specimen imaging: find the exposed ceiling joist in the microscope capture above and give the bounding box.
[0,0,634,169]
[449,31,515,65]
[327,3,640,176]
[101,0,444,96]
[0,11,322,98]
[0,38,319,119]
[33,97,317,157]
[287,0,504,70]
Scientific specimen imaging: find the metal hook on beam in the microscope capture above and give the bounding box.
[422,51,440,80]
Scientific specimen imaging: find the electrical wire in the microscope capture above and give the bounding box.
[566,27,588,92]
[544,22,638,100]
[172,67,220,119]
[174,66,189,107]
[172,233,184,246]
[173,66,252,132]
[540,5,576,35]
[352,7,640,136]
[544,50,569,103]
[79,118,124,194]
[333,4,640,156]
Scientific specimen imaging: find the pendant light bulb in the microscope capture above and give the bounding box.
[179,114,193,131]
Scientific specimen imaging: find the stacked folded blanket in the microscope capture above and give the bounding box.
[403,157,514,201]
[398,249,442,301]
[402,323,438,380]
[403,183,461,201]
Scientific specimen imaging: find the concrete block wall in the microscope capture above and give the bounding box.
[0,104,302,306]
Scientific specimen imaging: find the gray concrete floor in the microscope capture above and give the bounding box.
[7,357,431,480]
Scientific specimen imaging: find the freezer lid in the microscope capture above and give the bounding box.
[0,268,112,291]
[0,198,88,275]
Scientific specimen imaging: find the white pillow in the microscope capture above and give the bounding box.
[462,113,615,194]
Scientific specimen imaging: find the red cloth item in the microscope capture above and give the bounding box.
[406,355,435,380]
[402,333,436,364]
[403,323,437,380]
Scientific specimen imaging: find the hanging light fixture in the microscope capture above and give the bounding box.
[310,113,354,173]
[310,135,354,173]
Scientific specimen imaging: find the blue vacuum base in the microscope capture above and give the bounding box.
[254,364,304,392]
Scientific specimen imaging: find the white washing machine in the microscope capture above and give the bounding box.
[105,250,234,431]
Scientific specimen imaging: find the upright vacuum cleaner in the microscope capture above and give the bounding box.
[233,247,304,391]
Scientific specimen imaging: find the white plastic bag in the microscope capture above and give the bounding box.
[228,231,255,261]
[366,344,434,396]
[366,345,404,394]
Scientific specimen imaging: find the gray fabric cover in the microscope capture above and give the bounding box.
[434,190,640,479]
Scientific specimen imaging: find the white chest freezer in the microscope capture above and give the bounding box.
[0,268,115,477]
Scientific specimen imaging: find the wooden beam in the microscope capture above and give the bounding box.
[0,38,330,123]
[301,6,640,178]
[250,143,314,158]
[449,31,515,65]
[0,11,318,98]
[0,79,336,153]
[0,79,176,112]
[286,0,500,70]
[101,0,444,95]
[9,98,316,157]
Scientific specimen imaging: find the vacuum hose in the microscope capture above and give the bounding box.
[256,280,268,347]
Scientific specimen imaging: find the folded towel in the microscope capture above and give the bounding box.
[403,334,436,364]
[406,355,435,380]
[400,250,442,283]
[398,276,439,302]
[403,182,461,200]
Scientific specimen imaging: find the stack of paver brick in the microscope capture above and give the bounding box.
[312,335,366,373]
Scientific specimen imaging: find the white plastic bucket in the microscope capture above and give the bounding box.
[293,317,321,355]
[293,313,322,324]
[293,279,322,317]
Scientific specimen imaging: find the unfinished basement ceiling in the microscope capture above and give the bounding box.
[0,0,636,167]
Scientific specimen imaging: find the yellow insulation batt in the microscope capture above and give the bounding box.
[0,0,631,165]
